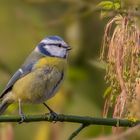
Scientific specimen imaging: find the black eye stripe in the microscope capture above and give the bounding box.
[38,42,68,49]
[46,43,57,46]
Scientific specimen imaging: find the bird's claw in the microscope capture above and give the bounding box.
[50,111,58,121]
[43,103,58,122]
[45,111,58,123]
[19,114,26,124]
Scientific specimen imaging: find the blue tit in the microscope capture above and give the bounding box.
[0,35,71,122]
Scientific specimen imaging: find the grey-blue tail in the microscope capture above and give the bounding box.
[0,100,12,115]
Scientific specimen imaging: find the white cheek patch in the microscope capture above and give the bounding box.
[44,45,67,58]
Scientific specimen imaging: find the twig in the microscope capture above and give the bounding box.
[0,114,139,127]
[68,124,89,140]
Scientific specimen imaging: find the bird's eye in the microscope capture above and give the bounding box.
[58,44,62,47]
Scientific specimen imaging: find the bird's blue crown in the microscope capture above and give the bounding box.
[47,36,63,41]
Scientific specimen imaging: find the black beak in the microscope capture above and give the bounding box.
[67,46,72,51]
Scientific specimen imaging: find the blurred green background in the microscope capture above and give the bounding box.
[0,0,124,140]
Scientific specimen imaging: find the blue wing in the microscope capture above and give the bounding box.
[0,63,34,99]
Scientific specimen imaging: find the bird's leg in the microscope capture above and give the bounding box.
[18,99,25,124]
[43,102,58,120]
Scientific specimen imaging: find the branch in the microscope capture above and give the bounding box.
[68,124,89,140]
[0,113,139,127]
[0,114,140,139]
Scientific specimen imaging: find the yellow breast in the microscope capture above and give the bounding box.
[11,56,67,103]
[34,56,67,71]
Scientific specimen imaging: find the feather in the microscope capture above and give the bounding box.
[0,100,12,114]
[0,63,35,99]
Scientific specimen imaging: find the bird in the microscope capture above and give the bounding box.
[0,35,71,123]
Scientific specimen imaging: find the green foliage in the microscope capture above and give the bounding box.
[97,0,121,11]
[97,0,121,18]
